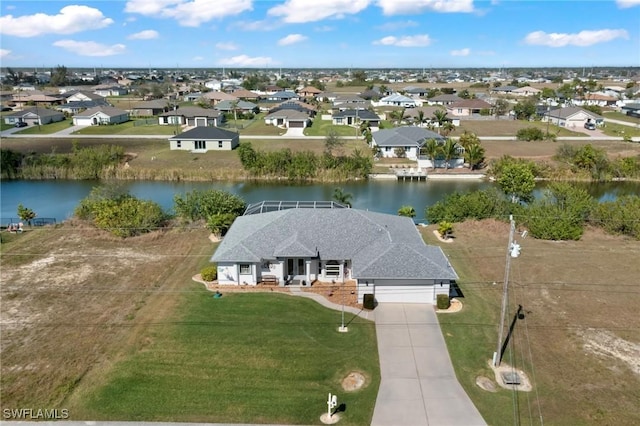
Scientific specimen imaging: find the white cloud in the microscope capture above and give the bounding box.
[125,0,253,27]
[229,19,280,31]
[278,34,308,46]
[128,30,159,40]
[218,54,275,66]
[617,0,640,8]
[268,0,371,23]
[524,29,629,47]
[377,0,474,15]
[216,41,238,50]
[375,20,418,31]
[0,49,10,58]
[193,56,204,61]
[0,5,113,37]
[315,25,335,32]
[373,34,431,47]
[53,40,126,57]
[450,47,470,56]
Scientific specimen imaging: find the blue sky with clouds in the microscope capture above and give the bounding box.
[1,0,639,69]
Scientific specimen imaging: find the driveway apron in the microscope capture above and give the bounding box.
[371,303,486,426]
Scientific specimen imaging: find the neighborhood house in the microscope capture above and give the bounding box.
[211,202,458,304]
[169,126,239,152]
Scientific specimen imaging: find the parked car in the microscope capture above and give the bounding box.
[584,122,596,130]
[14,121,28,128]
[1,106,12,112]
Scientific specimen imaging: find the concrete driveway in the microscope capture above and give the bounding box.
[371,303,486,426]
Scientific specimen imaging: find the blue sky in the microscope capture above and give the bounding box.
[1,0,639,69]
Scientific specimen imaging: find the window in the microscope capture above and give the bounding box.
[239,264,251,274]
[335,118,343,124]
[325,261,340,277]
[176,141,181,148]
[218,141,223,148]
[385,147,391,152]
[195,140,206,150]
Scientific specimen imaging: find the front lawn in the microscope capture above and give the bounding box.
[304,120,358,137]
[73,120,176,135]
[74,290,380,425]
[600,121,640,139]
[11,119,72,134]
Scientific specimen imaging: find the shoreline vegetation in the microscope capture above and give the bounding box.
[1,136,640,183]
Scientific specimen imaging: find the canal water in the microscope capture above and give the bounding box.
[1,179,638,223]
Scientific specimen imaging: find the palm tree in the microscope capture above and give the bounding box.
[332,187,353,207]
[416,110,425,127]
[441,121,455,137]
[441,139,459,170]
[432,109,449,135]
[422,138,440,170]
[464,143,485,170]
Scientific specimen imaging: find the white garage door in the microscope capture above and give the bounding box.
[374,285,434,304]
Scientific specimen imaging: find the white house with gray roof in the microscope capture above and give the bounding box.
[371,126,444,160]
[211,204,458,304]
[168,126,239,152]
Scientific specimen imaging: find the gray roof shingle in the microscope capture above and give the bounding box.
[212,208,457,281]
[372,126,444,148]
[169,126,239,140]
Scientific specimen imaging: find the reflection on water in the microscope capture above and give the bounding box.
[1,178,638,222]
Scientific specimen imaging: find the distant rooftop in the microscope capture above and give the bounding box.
[244,200,349,215]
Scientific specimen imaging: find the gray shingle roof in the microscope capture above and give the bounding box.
[160,106,221,118]
[547,107,602,119]
[6,107,64,118]
[372,126,444,148]
[214,100,258,111]
[169,126,239,140]
[212,208,457,281]
[75,106,128,117]
[332,109,380,120]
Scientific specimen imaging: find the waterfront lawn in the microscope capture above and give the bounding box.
[73,121,176,135]
[304,120,358,137]
[75,290,380,425]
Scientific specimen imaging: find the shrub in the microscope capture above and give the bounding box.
[516,127,546,141]
[437,294,451,310]
[363,293,375,310]
[200,266,218,282]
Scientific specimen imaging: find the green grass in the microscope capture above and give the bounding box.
[75,290,380,425]
[304,120,358,137]
[73,121,176,135]
[601,121,640,138]
[603,111,640,124]
[11,119,73,135]
[237,114,285,136]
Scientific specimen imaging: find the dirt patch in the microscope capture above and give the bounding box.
[476,376,498,392]
[577,328,640,376]
[342,371,367,391]
[490,361,532,392]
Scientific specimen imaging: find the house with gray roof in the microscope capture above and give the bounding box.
[332,109,380,128]
[543,107,603,129]
[56,99,110,115]
[215,100,259,114]
[427,94,462,106]
[371,126,444,160]
[378,93,419,108]
[211,204,458,304]
[264,109,310,128]
[168,126,239,152]
[4,107,65,126]
[159,106,223,127]
[72,106,129,126]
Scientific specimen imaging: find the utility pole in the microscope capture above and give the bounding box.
[493,215,517,367]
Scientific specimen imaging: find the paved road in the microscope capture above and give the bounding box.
[371,304,486,426]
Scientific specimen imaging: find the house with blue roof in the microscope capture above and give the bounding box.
[211,203,458,304]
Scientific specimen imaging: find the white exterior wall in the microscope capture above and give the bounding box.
[169,139,236,152]
[217,262,257,285]
[73,117,93,126]
[259,260,285,285]
[417,158,465,169]
[378,145,420,160]
[357,279,449,304]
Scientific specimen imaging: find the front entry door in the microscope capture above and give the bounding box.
[286,258,306,276]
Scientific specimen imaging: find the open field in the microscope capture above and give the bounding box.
[0,226,379,425]
[420,220,640,425]
[603,111,640,125]
[73,121,176,136]
[304,120,359,137]
[457,119,585,137]
[480,139,640,162]
[601,121,640,138]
